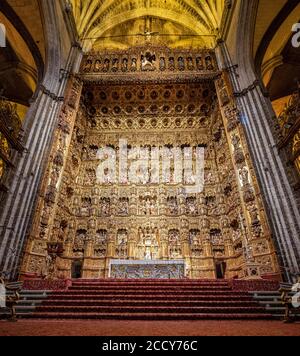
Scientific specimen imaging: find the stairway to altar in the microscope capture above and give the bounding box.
[16,279,283,320]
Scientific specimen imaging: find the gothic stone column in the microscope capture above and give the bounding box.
[216,0,300,281]
[0,0,83,280]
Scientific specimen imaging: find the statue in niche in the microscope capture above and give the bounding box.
[138,226,158,260]
[139,196,156,215]
[178,57,185,71]
[167,196,178,215]
[141,52,156,71]
[81,197,91,216]
[159,57,166,71]
[239,167,249,187]
[145,197,151,215]
[220,90,230,106]
[57,220,68,242]
[49,166,60,186]
[168,229,180,244]
[101,167,115,184]
[205,56,214,70]
[168,57,175,71]
[187,57,194,71]
[170,247,182,258]
[111,58,119,72]
[149,196,157,215]
[94,248,106,258]
[73,229,86,256]
[121,58,128,72]
[95,229,107,245]
[210,228,222,245]
[196,57,204,70]
[231,134,241,151]
[83,59,92,72]
[100,197,110,216]
[144,247,152,260]
[116,229,128,259]
[82,146,88,160]
[248,204,260,225]
[118,197,129,216]
[189,230,200,245]
[252,223,262,238]
[130,58,137,71]
[94,59,102,72]
[139,197,146,215]
[186,197,197,215]
[117,229,128,245]
[103,58,110,72]
[41,253,56,279]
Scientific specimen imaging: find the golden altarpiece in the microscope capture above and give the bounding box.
[21,45,279,279]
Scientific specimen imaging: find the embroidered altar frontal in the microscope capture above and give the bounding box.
[109,260,185,279]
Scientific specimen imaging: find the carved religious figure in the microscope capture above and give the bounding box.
[103,58,110,72]
[100,198,110,216]
[138,226,159,260]
[196,56,204,70]
[95,229,107,245]
[186,197,197,215]
[187,56,194,71]
[189,229,200,245]
[130,58,137,71]
[168,57,175,71]
[111,58,119,72]
[121,58,128,72]
[118,197,129,216]
[94,59,102,72]
[178,57,185,71]
[167,196,178,215]
[83,59,92,72]
[239,167,250,187]
[159,57,166,71]
[116,229,128,259]
[205,56,214,70]
[141,52,156,71]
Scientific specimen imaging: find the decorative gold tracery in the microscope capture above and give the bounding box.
[0,96,23,186]
[21,47,279,280]
[276,87,300,178]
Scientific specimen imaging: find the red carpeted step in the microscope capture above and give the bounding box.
[46,294,253,301]
[69,286,232,292]
[38,300,259,307]
[55,288,239,296]
[19,312,274,320]
[70,282,230,287]
[70,279,230,282]
[24,279,275,320]
[34,306,267,314]
[69,284,231,288]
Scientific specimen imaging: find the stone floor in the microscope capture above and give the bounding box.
[0,320,300,336]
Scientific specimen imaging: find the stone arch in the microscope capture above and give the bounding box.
[254,0,300,82]
[0,0,44,83]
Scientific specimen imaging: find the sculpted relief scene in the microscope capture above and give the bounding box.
[20,47,279,280]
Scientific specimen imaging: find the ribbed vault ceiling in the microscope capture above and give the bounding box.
[71,0,225,51]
